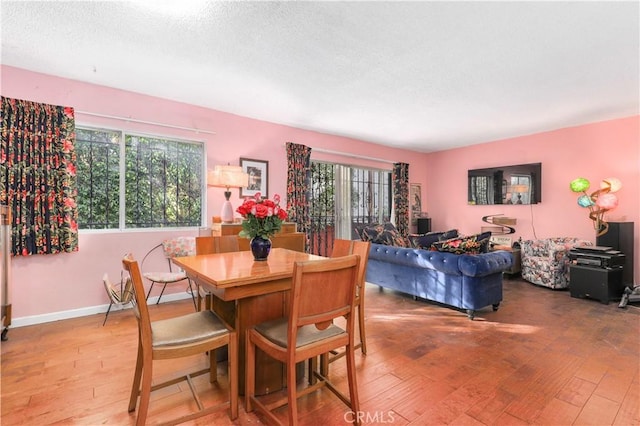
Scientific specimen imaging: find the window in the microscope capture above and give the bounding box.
[76,127,204,230]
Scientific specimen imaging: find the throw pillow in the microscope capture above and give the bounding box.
[439,229,459,240]
[475,231,492,253]
[430,232,491,255]
[408,232,442,249]
[359,223,408,247]
[355,222,397,241]
[354,222,396,241]
[408,229,460,249]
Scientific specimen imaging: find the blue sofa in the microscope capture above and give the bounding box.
[365,244,513,319]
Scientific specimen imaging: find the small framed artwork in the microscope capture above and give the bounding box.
[410,183,422,225]
[240,158,269,198]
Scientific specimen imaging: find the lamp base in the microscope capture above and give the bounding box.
[220,200,234,223]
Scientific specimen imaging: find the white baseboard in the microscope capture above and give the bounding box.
[9,292,193,328]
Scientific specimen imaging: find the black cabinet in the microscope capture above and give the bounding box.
[597,222,634,286]
[570,265,623,304]
[417,218,431,233]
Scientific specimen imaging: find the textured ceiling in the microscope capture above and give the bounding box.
[1,1,638,153]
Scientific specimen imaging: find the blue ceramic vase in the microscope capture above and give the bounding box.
[250,236,272,261]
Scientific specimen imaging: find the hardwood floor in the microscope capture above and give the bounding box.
[2,276,639,425]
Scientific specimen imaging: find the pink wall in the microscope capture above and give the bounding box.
[1,66,428,321]
[2,65,638,323]
[425,116,640,284]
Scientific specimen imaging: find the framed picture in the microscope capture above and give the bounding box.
[410,183,422,225]
[240,158,268,198]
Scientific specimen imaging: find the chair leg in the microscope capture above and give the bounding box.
[186,279,197,310]
[308,356,318,385]
[287,354,299,426]
[209,348,218,383]
[128,340,144,412]
[103,302,114,326]
[346,343,360,423]
[156,283,168,305]
[228,333,238,420]
[145,282,155,301]
[136,353,153,426]
[245,332,255,413]
[357,303,367,355]
[320,353,329,377]
[196,284,203,311]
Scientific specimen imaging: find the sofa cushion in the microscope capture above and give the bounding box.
[408,229,459,249]
[357,223,408,247]
[430,232,491,255]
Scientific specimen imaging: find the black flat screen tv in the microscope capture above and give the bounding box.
[468,162,542,205]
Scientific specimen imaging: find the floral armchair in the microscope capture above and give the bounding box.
[521,237,592,289]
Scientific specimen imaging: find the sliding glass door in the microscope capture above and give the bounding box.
[309,161,391,256]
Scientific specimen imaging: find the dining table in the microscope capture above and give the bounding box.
[172,248,325,395]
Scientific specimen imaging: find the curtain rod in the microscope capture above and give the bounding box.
[75,110,216,135]
[301,146,395,164]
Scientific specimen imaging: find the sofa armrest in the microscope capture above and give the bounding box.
[458,251,513,277]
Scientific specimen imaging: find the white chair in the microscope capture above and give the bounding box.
[141,236,197,309]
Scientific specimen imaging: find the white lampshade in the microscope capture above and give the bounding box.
[510,184,529,194]
[207,165,249,224]
[207,165,249,189]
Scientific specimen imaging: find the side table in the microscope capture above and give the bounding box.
[493,245,521,276]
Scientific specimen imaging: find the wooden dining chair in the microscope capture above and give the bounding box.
[330,239,371,355]
[195,235,240,310]
[122,254,238,425]
[245,254,361,426]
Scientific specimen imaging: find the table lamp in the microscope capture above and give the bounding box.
[207,164,249,223]
[511,184,529,204]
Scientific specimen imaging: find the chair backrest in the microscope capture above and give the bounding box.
[331,239,353,258]
[162,236,196,258]
[141,237,196,274]
[331,239,371,294]
[351,241,371,293]
[288,255,360,342]
[196,235,240,255]
[122,255,152,348]
[269,233,306,252]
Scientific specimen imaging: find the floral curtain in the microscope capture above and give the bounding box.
[393,162,409,236]
[285,142,311,251]
[0,96,79,256]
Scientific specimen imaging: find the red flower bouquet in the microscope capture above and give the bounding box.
[236,193,288,239]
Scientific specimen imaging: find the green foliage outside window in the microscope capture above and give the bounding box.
[76,128,121,229]
[76,128,204,230]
